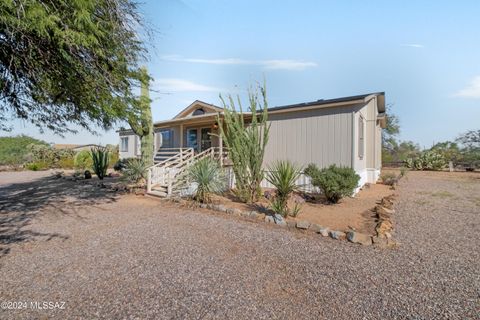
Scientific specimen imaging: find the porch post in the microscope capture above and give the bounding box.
[219,134,223,166]
[180,123,184,149]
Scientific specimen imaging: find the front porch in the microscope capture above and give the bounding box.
[154,114,224,154]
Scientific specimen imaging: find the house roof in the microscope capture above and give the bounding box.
[267,92,385,113]
[172,100,223,120]
[132,92,386,130]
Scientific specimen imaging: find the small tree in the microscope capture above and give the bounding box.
[218,84,270,203]
[128,67,154,167]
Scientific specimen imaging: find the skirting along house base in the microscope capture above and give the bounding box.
[118,92,386,197]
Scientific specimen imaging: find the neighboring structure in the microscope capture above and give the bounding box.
[52,144,102,152]
[118,93,386,196]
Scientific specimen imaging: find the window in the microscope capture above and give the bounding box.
[120,137,129,152]
[160,129,174,148]
[358,116,364,159]
[192,108,205,116]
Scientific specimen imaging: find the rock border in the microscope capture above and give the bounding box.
[165,194,398,248]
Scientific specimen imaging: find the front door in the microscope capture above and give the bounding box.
[187,128,198,151]
[200,127,212,151]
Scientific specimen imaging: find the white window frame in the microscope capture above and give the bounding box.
[120,137,129,152]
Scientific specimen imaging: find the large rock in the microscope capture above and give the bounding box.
[296,220,311,230]
[248,211,259,218]
[347,232,372,246]
[265,215,275,224]
[310,224,322,233]
[329,230,346,240]
[376,205,395,217]
[318,227,330,237]
[232,208,243,216]
[274,214,287,227]
[291,194,306,204]
[376,220,393,235]
[212,204,227,212]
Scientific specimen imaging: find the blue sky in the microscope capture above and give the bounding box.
[8,0,480,148]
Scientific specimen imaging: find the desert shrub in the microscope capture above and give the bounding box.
[113,158,130,171]
[91,146,110,180]
[74,150,93,170]
[185,157,225,203]
[0,135,48,165]
[304,164,360,203]
[25,161,48,171]
[57,157,75,169]
[122,158,147,184]
[266,160,302,217]
[405,150,446,170]
[380,172,397,186]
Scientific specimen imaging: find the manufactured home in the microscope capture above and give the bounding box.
[118,92,386,196]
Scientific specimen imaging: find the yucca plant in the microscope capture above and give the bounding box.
[90,146,110,180]
[186,157,225,203]
[122,158,147,184]
[266,160,302,217]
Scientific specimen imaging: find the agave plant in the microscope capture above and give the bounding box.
[122,158,147,184]
[186,157,225,203]
[266,160,302,217]
[90,146,110,180]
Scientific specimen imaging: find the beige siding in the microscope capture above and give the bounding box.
[119,133,140,159]
[264,106,354,168]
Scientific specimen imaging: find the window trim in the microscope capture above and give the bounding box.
[358,115,365,159]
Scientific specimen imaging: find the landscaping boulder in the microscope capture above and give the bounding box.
[199,203,208,209]
[376,205,395,217]
[346,231,372,246]
[248,211,259,218]
[274,214,287,227]
[310,224,322,233]
[212,204,227,212]
[376,220,393,235]
[286,220,297,228]
[296,220,311,230]
[265,215,275,224]
[232,208,243,216]
[329,230,346,240]
[291,194,306,204]
[226,208,235,214]
[318,227,330,237]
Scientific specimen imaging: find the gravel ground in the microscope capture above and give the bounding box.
[0,170,479,319]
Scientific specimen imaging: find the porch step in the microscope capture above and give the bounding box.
[154,148,183,164]
[147,190,168,198]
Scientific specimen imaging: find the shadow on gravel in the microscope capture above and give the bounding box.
[0,174,120,258]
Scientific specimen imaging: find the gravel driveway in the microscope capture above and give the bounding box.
[0,170,478,319]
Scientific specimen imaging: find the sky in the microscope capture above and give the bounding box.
[6,0,480,148]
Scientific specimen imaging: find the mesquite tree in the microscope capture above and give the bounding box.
[218,84,270,203]
[128,67,154,167]
[0,0,147,134]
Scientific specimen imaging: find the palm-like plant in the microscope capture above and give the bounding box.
[91,146,110,180]
[266,160,302,217]
[122,158,147,184]
[186,157,225,203]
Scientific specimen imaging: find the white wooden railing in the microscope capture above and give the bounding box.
[146,147,229,195]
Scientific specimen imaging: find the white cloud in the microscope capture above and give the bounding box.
[153,78,221,92]
[161,55,318,71]
[454,76,480,98]
[401,44,425,48]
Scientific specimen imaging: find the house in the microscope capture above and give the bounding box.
[52,144,102,152]
[118,92,386,196]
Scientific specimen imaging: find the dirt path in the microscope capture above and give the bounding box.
[0,171,478,319]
